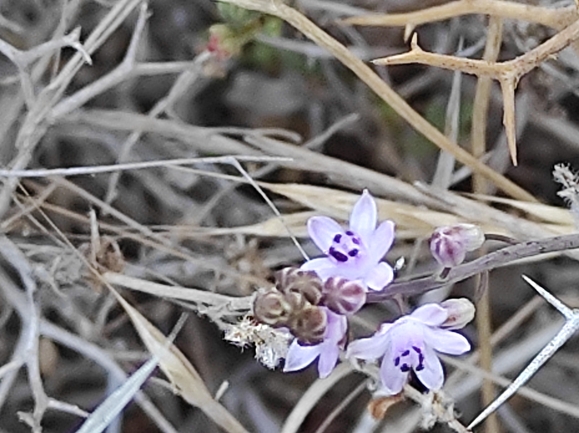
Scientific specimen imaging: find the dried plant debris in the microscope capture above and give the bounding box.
[3,0,579,432]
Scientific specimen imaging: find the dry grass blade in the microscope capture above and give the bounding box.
[103,272,253,313]
[109,286,250,433]
[75,356,159,433]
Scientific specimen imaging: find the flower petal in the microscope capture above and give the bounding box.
[300,257,337,280]
[349,190,377,240]
[365,262,394,291]
[317,342,340,378]
[307,216,344,252]
[380,353,407,395]
[347,332,390,360]
[415,345,444,391]
[410,304,448,326]
[283,339,321,373]
[424,328,471,355]
[367,220,395,262]
[325,310,348,341]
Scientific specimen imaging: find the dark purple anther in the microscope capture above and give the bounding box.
[329,247,348,262]
[333,234,342,243]
[400,364,410,372]
[401,350,410,357]
[345,230,354,236]
[352,238,360,245]
[394,356,400,367]
[412,346,422,354]
[348,249,359,257]
[416,364,424,371]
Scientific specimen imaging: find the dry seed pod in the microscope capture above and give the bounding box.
[253,289,291,326]
[275,266,323,305]
[284,290,308,312]
[288,306,327,345]
[323,277,366,315]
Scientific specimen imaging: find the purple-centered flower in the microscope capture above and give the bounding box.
[347,304,471,395]
[301,190,395,291]
[283,308,347,378]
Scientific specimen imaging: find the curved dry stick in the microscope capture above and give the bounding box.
[219,0,535,202]
[342,0,578,31]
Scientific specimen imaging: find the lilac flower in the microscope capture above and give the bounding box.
[301,190,395,291]
[283,308,347,378]
[347,304,471,395]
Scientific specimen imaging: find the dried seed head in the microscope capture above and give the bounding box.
[275,266,323,305]
[253,289,291,326]
[288,306,327,345]
[284,291,309,312]
[429,224,485,268]
[323,277,366,315]
[440,298,476,330]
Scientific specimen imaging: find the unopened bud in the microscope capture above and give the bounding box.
[284,291,308,312]
[440,298,475,330]
[253,289,291,326]
[429,224,485,268]
[289,306,327,345]
[323,277,366,315]
[275,267,323,305]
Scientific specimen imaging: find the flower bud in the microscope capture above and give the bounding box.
[275,267,323,305]
[429,224,485,268]
[440,298,475,330]
[253,289,291,326]
[288,306,327,345]
[284,291,309,312]
[322,277,366,315]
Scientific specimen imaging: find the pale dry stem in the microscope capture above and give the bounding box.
[471,15,503,433]
[0,0,145,221]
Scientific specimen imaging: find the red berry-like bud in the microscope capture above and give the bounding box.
[322,277,366,315]
[429,224,485,268]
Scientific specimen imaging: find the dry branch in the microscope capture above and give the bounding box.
[219,0,536,201]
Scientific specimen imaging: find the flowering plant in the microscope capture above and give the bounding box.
[347,303,471,394]
[301,189,395,291]
[252,189,474,403]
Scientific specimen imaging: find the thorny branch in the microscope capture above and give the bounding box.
[0,0,145,221]
[373,17,579,164]
[0,27,91,108]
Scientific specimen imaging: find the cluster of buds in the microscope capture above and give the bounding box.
[253,267,366,344]
[246,191,478,396]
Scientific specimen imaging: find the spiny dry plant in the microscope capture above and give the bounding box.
[4,0,579,432]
